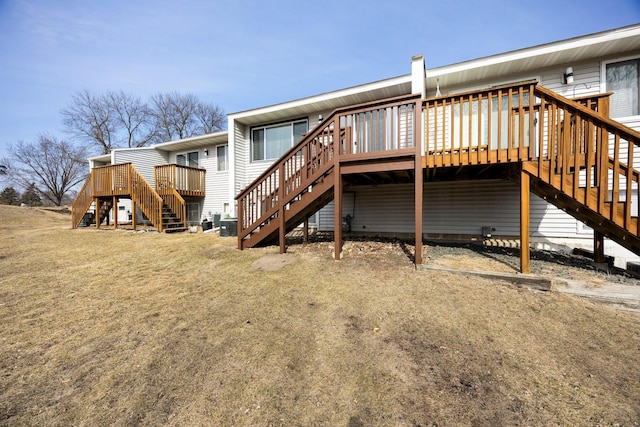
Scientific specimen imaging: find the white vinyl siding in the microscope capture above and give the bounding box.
[319,180,583,239]
[112,148,168,187]
[201,147,229,221]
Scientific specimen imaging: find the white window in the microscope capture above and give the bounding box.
[251,119,308,162]
[216,145,227,171]
[605,58,640,118]
[177,151,199,167]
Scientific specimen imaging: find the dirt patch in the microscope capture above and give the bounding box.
[251,253,298,271]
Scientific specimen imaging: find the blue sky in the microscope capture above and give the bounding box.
[1,0,639,159]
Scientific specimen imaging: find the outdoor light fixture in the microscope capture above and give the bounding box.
[563,66,574,85]
[204,148,209,156]
[318,114,323,122]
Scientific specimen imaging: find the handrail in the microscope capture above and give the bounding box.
[128,165,164,231]
[532,85,640,232]
[71,174,93,228]
[160,190,186,228]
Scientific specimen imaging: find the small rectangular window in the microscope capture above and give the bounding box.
[606,58,640,117]
[217,145,227,171]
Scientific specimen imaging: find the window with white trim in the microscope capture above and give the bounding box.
[176,151,199,167]
[251,119,308,162]
[216,145,227,171]
[606,58,640,118]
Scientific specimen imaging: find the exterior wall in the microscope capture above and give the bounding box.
[202,143,230,220]
[319,180,575,238]
[113,148,168,187]
[232,120,247,195]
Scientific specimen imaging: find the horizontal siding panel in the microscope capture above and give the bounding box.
[318,180,583,239]
[113,148,168,187]
[202,153,229,219]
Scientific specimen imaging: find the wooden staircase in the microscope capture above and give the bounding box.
[238,81,640,269]
[520,85,640,255]
[237,94,422,249]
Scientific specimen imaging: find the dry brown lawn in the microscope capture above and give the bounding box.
[1,204,639,426]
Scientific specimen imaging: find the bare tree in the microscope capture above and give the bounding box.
[107,91,156,148]
[61,89,115,154]
[150,92,225,143]
[196,101,225,134]
[6,135,88,206]
[62,89,225,150]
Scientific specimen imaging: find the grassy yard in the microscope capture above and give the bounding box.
[0,204,639,426]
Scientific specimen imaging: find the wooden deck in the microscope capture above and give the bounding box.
[72,163,205,232]
[236,81,640,273]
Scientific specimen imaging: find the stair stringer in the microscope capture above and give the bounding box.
[241,169,335,248]
[522,162,640,256]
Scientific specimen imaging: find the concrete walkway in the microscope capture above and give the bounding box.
[554,279,640,314]
[418,264,640,314]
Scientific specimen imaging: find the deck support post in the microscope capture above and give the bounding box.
[414,99,424,266]
[303,217,309,244]
[95,198,101,229]
[594,230,605,264]
[520,170,531,274]
[414,167,423,265]
[334,162,343,261]
[278,164,286,254]
[132,200,137,231]
[113,197,118,229]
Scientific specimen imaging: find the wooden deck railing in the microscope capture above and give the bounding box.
[155,164,205,196]
[236,94,421,246]
[425,81,542,167]
[92,163,132,196]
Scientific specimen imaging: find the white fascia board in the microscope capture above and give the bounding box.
[427,24,640,79]
[152,131,228,151]
[88,153,112,163]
